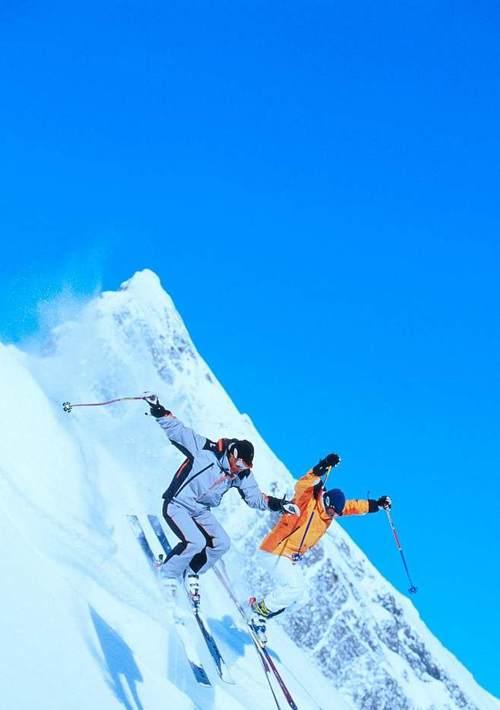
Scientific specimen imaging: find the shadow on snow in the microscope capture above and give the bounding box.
[89,606,144,710]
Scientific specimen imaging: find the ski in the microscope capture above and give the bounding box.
[147,514,234,685]
[127,515,211,687]
[214,561,299,710]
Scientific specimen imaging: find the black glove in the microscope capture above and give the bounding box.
[377,495,392,510]
[267,496,300,515]
[148,398,170,418]
[313,453,341,476]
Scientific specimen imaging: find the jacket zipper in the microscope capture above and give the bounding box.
[174,463,214,499]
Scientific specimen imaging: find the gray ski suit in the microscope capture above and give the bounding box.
[157,414,282,579]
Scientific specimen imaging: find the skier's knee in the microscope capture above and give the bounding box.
[187,534,206,556]
[210,532,230,556]
[216,532,231,555]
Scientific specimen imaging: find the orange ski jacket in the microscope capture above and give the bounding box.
[260,469,371,559]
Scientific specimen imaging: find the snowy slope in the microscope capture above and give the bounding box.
[1,269,497,710]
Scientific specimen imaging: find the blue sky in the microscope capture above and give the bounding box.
[1,0,499,697]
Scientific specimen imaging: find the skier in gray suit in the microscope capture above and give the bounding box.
[148,397,298,605]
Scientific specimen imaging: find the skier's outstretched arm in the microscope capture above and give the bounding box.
[237,476,299,514]
[148,398,206,457]
[343,495,392,517]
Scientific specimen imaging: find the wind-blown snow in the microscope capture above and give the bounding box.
[1,269,497,710]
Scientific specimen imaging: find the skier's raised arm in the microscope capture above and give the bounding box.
[148,397,206,458]
[294,453,341,497]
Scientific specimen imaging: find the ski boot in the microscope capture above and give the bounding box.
[248,596,270,646]
[184,572,201,610]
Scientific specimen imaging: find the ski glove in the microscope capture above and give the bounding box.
[148,398,170,418]
[377,495,392,511]
[281,500,300,516]
[266,495,299,515]
[313,453,341,476]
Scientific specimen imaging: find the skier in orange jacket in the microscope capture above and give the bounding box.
[249,453,391,643]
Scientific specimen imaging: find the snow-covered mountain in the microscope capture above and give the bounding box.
[1,269,497,710]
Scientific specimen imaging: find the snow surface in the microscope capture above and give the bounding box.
[1,269,498,710]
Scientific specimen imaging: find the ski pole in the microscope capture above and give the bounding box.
[62,392,156,413]
[294,464,333,560]
[385,508,418,594]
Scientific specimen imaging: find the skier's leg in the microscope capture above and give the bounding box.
[161,500,207,580]
[188,511,230,575]
[249,551,305,643]
[255,550,306,614]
